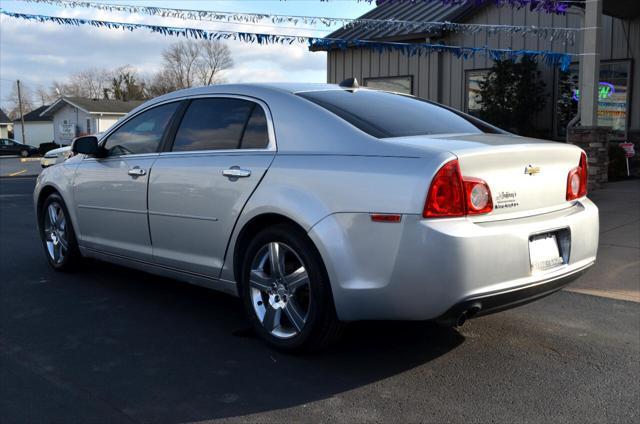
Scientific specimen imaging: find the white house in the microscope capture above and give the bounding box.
[0,109,12,139]
[13,105,54,147]
[42,97,144,144]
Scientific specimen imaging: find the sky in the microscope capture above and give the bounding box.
[0,0,375,110]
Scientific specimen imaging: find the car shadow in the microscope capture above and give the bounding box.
[7,258,465,423]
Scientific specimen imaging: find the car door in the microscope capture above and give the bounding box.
[148,96,276,277]
[73,101,181,261]
[0,139,10,155]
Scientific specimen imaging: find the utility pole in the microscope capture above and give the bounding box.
[16,80,26,145]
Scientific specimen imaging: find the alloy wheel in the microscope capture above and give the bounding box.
[43,202,68,264]
[249,242,311,339]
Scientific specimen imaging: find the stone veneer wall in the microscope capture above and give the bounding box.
[567,127,609,190]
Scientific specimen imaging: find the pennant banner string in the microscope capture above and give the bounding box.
[355,0,568,14]
[19,0,580,44]
[0,8,574,71]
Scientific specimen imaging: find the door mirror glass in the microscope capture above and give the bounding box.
[72,136,100,155]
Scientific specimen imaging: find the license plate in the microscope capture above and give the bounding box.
[529,233,565,273]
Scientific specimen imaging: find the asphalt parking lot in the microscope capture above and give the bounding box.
[1,177,639,423]
[0,156,42,177]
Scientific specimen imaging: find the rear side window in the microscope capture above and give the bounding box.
[241,106,269,149]
[172,98,269,152]
[297,90,498,138]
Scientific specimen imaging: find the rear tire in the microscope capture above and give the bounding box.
[20,149,29,158]
[239,224,343,352]
[39,193,81,271]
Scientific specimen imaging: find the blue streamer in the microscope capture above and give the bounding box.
[0,8,572,71]
[363,0,568,14]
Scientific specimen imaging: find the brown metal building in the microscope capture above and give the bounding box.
[312,1,639,142]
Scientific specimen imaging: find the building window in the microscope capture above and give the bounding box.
[86,118,91,135]
[556,60,632,139]
[465,70,490,117]
[364,76,413,95]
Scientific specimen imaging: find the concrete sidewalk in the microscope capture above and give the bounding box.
[567,179,640,302]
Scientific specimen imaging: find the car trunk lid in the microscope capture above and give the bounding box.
[384,133,585,220]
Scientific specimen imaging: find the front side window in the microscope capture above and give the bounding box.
[298,89,488,138]
[103,102,179,156]
[172,98,268,151]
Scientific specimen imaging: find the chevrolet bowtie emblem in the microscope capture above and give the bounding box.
[524,165,541,176]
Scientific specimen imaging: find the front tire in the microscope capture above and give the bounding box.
[240,224,343,352]
[20,149,29,158]
[39,193,81,271]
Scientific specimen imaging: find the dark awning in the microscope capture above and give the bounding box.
[603,0,640,19]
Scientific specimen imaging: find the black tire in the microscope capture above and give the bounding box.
[20,149,29,158]
[39,193,81,271]
[239,223,343,352]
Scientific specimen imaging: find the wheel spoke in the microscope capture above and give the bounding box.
[268,242,284,278]
[58,234,68,250]
[53,243,61,263]
[250,270,273,292]
[47,204,58,226]
[285,267,309,291]
[283,301,306,332]
[262,305,281,332]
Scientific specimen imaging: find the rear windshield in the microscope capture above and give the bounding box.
[297,89,503,138]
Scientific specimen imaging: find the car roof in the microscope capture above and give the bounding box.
[142,83,359,108]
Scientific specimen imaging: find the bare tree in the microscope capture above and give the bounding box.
[145,69,178,97]
[153,40,234,94]
[3,82,35,120]
[34,85,57,106]
[162,40,200,90]
[68,67,111,99]
[196,40,233,85]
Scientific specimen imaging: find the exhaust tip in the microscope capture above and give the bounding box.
[455,303,482,327]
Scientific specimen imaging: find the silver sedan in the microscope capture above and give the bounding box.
[34,83,599,351]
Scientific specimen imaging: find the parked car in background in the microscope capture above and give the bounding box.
[34,82,599,352]
[0,138,38,157]
[41,145,72,168]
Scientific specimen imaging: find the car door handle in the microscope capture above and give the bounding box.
[222,167,251,178]
[128,167,147,177]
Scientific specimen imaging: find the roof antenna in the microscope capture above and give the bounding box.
[339,77,359,91]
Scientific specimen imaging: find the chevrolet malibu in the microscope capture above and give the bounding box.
[34,82,599,351]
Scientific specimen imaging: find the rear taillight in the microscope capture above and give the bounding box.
[464,177,493,215]
[566,152,588,201]
[423,159,493,218]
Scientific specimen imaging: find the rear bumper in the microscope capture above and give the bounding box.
[434,262,592,326]
[309,198,599,321]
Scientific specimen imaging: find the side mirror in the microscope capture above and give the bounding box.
[72,136,102,156]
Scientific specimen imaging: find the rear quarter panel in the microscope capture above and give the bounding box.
[220,152,452,282]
